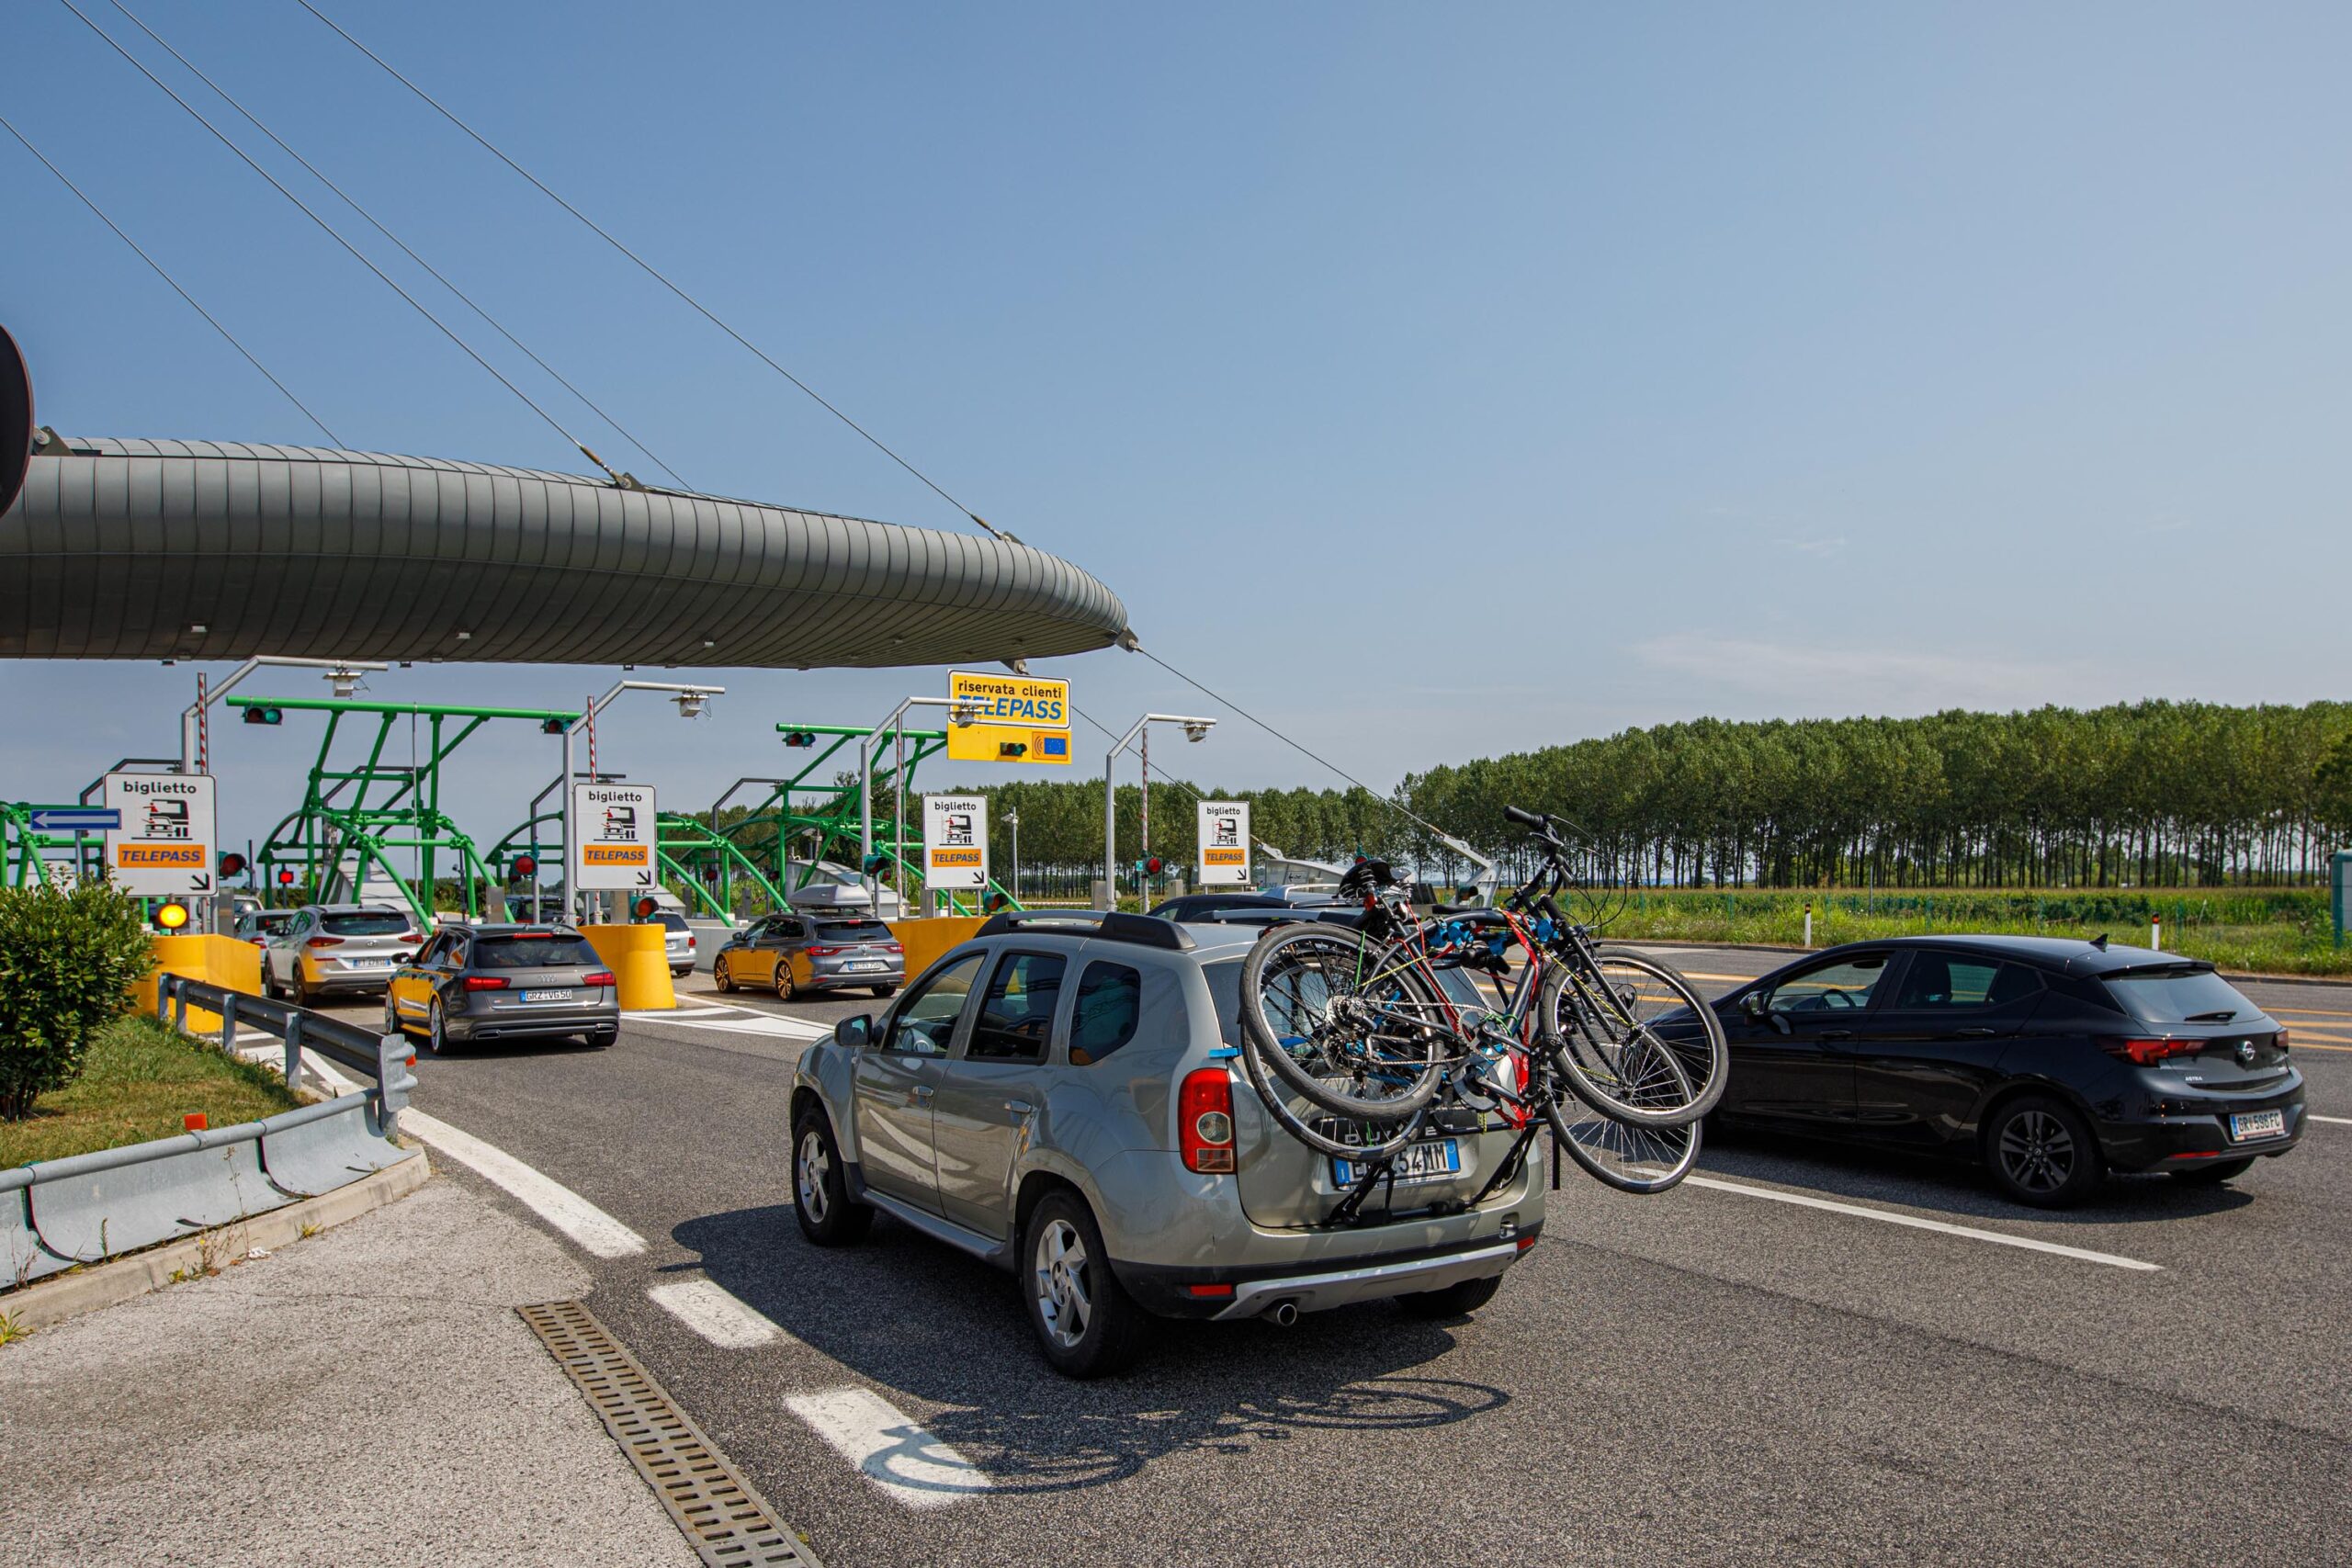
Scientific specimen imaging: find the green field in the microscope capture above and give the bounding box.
[1589,886,2346,976]
[0,1015,304,1168]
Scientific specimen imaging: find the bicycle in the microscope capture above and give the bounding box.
[1233,807,1728,1194]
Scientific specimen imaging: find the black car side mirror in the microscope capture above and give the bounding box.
[1738,991,1766,1021]
[835,1013,874,1048]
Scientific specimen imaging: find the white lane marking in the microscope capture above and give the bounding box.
[624,1007,734,1019]
[629,1012,831,1042]
[2308,1114,2352,1126]
[399,1110,648,1258]
[648,1280,782,1349]
[786,1387,992,1509]
[1683,1176,2161,1271]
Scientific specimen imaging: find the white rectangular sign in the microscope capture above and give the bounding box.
[1196,800,1251,886]
[104,772,217,897]
[922,794,989,891]
[573,784,658,892]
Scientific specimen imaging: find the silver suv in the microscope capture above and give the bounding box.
[791,910,1544,1377]
[261,904,424,1005]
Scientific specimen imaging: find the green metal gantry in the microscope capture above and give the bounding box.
[232,694,580,926]
[0,802,104,889]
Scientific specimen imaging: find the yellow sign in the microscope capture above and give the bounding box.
[121,843,208,868]
[945,726,1073,765]
[948,671,1069,731]
[584,845,650,867]
[1204,847,1248,869]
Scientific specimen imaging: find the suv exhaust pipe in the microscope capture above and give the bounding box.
[1266,1300,1300,1327]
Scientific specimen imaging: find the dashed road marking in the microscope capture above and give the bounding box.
[649,1279,784,1349]
[400,1110,649,1258]
[2309,1113,2352,1126]
[1684,1175,2161,1271]
[786,1387,992,1509]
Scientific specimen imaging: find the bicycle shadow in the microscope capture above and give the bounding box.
[1696,1123,2259,1226]
[669,1204,1510,1496]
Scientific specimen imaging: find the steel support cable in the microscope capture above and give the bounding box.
[0,112,344,447]
[57,0,628,484]
[101,0,690,491]
[288,0,1012,541]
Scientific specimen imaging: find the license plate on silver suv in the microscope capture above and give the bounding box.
[1332,1139,1461,1187]
[2230,1110,2285,1141]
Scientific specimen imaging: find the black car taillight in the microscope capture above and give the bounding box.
[2100,1036,2201,1066]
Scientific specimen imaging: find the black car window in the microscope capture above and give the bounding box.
[1893,954,2042,1010]
[1069,961,1143,1066]
[1765,953,1889,1014]
[967,951,1067,1064]
[472,933,603,968]
[321,909,413,936]
[412,933,447,966]
[2102,966,2257,1025]
[882,952,983,1056]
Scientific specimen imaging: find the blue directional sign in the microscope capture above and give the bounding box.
[28,807,120,832]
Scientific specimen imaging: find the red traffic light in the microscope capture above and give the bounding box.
[633,896,659,919]
[218,852,248,878]
[512,854,537,879]
[1144,856,1163,875]
[276,868,296,886]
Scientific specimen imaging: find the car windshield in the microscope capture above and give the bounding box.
[321,910,412,936]
[473,933,602,968]
[2103,966,2259,1025]
[816,919,890,942]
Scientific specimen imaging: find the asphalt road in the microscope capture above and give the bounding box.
[308,947,2352,1566]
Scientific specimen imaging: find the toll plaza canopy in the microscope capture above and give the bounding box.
[0,437,1128,667]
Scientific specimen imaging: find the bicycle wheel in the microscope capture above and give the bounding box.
[1542,1043,1702,1193]
[1536,949,1728,1127]
[1238,921,1453,1123]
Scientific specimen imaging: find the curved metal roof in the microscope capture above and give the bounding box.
[0,436,1127,666]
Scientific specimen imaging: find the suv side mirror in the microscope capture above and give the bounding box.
[1738,991,1766,1022]
[835,1013,874,1048]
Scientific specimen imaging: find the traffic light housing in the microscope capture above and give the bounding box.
[243,705,282,726]
[511,854,537,880]
[152,899,191,931]
[997,740,1027,759]
[218,852,247,879]
[860,852,888,874]
[782,730,819,748]
[540,717,567,735]
[276,868,297,886]
[633,896,659,919]
[1134,855,1164,877]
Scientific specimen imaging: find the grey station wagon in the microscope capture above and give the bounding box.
[790,910,1545,1377]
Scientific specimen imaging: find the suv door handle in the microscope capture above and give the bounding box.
[1818,1030,1854,1043]
[1004,1100,1035,1116]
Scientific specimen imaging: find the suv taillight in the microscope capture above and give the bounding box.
[1180,1067,1237,1174]
[463,976,508,991]
[2101,1036,2201,1066]
[583,970,616,987]
[805,945,842,957]
[305,934,345,948]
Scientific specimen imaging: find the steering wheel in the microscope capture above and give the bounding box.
[1820,988,1858,1010]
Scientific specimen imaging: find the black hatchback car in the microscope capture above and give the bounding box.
[384,924,620,1053]
[1703,936,2305,1206]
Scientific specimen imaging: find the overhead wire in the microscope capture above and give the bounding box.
[0,110,344,446]
[290,0,1013,542]
[56,0,631,484]
[100,0,690,490]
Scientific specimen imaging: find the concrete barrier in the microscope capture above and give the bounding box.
[26,1126,294,1264]
[2,1172,74,1287]
[579,923,676,1010]
[891,916,988,982]
[140,934,264,1033]
[259,1097,412,1197]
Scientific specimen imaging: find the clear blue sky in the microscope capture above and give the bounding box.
[5,2,2348,852]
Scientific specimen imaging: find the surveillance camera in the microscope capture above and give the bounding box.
[1183,723,1211,742]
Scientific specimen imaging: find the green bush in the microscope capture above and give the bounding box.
[0,880,156,1121]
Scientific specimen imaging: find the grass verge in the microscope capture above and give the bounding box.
[0,1013,303,1168]
[1593,886,2350,976]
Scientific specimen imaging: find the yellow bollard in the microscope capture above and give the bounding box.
[579,924,677,1011]
[890,917,989,981]
[141,933,265,1033]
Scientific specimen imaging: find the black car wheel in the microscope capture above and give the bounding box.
[1396,1274,1503,1320]
[792,1106,871,1246]
[2171,1156,2257,1185]
[871,984,898,999]
[1984,1094,2105,1207]
[774,963,797,1002]
[427,999,451,1055]
[1023,1190,1148,1379]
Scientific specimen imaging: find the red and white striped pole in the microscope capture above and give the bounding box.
[195,671,209,773]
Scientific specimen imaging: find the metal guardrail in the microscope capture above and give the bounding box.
[3,976,418,1292]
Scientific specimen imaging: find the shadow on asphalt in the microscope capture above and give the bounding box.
[1702,1122,2260,1226]
[670,1204,1510,1494]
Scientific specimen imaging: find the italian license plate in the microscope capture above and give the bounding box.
[1332,1139,1461,1187]
[2230,1110,2285,1141]
[522,989,574,1004]
[844,961,888,973]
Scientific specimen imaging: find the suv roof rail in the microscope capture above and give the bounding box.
[973,909,1194,951]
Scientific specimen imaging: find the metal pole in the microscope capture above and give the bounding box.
[894,714,908,916]
[560,719,576,922]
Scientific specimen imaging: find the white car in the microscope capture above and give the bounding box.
[634,908,696,977]
[262,904,424,1005]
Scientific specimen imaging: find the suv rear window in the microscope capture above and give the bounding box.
[2102,966,2258,1025]
[1069,962,1143,1066]
[473,933,603,968]
[321,910,412,936]
[638,911,689,932]
[816,919,891,942]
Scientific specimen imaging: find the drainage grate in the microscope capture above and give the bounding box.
[520,1299,819,1568]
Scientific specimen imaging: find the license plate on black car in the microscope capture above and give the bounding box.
[2230,1110,2285,1141]
[1332,1140,1461,1187]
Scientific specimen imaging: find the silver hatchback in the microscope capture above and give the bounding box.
[790,910,1544,1377]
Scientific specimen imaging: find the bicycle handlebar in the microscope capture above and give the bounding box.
[1502,805,1544,829]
